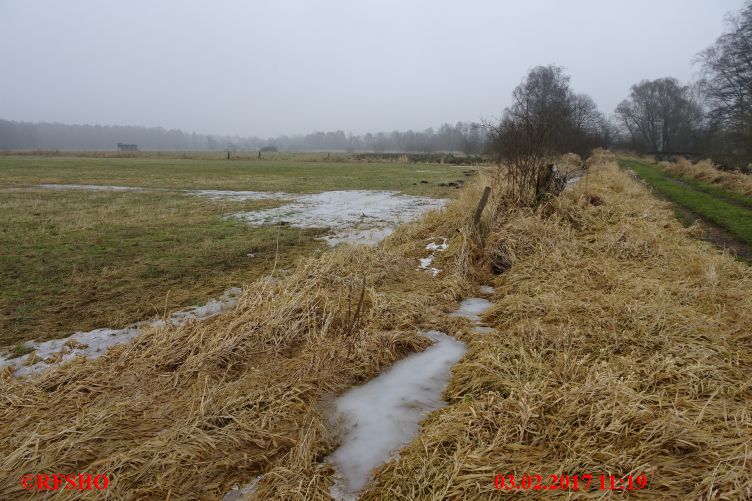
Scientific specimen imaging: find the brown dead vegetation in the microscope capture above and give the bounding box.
[664,157,752,197]
[1,154,751,500]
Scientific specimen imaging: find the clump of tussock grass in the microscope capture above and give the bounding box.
[360,160,752,499]
[664,157,752,197]
[0,169,501,499]
[557,152,583,177]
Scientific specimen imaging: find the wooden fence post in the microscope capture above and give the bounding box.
[473,186,492,226]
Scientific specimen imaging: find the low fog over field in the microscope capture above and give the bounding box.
[0,0,745,140]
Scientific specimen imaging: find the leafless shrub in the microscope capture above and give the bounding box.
[487,65,606,206]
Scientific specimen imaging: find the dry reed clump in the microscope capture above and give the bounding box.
[361,161,752,499]
[557,152,583,177]
[0,170,502,500]
[664,157,752,196]
[585,147,616,168]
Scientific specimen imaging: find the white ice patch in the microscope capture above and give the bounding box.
[326,330,466,500]
[419,256,434,268]
[418,237,447,276]
[479,285,495,295]
[450,298,493,322]
[425,240,448,252]
[326,292,497,498]
[565,175,583,189]
[223,475,263,501]
[567,175,582,185]
[189,189,289,201]
[0,288,242,377]
[38,184,143,191]
[229,191,446,247]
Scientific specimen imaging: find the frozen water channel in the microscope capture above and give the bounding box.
[326,331,466,499]
[0,288,241,377]
[326,291,495,500]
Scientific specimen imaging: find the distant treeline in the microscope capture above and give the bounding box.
[0,119,488,154]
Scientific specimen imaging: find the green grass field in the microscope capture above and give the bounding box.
[0,155,470,196]
[0,154,472,347]
[619,159,752,247]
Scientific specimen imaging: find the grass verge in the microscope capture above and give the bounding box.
[619,159,752,246]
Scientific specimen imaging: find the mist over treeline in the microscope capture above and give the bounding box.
[0,119,488,154]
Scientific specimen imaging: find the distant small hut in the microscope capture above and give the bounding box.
[117,142,138,152]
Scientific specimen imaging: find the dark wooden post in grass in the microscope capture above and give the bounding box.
[473,186,492,226]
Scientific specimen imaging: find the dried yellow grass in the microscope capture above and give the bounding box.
[557,152,584,177]
[664,157,752,197]
[0,170,500,499]
[362,161,752,499]
[2,157,750,500]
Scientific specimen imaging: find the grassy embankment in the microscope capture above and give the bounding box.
[619,159,752,247]
[2,153,751,499]
[0,155,470,347]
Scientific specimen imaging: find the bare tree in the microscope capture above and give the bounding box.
[615,78,702,153]
[696,1,752,167]
[487,65,605,205]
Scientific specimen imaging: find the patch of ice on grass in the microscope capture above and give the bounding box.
[566,175,583,187]
[321,227,395,247]
[418,237,447,276]
[450,297,493,322]
[223,475,263,501]
[38,184,144,191]
[0,288,242,377]
[425,240,448,252]
[479,285,495,295]
[326,330,466,500]
[33,186,445,247]
[231,190,446,246]
[189,189,289,201]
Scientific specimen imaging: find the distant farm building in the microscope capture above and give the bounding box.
[117,142,138,151]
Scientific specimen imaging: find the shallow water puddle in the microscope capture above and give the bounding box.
[326,330,466,499]
[0,288,242,377]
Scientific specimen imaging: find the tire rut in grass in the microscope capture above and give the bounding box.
[662,174,752,211]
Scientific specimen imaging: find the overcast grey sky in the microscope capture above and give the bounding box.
[0,0,746,137]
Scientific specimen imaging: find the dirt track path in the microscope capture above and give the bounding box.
[622,161,752,263]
